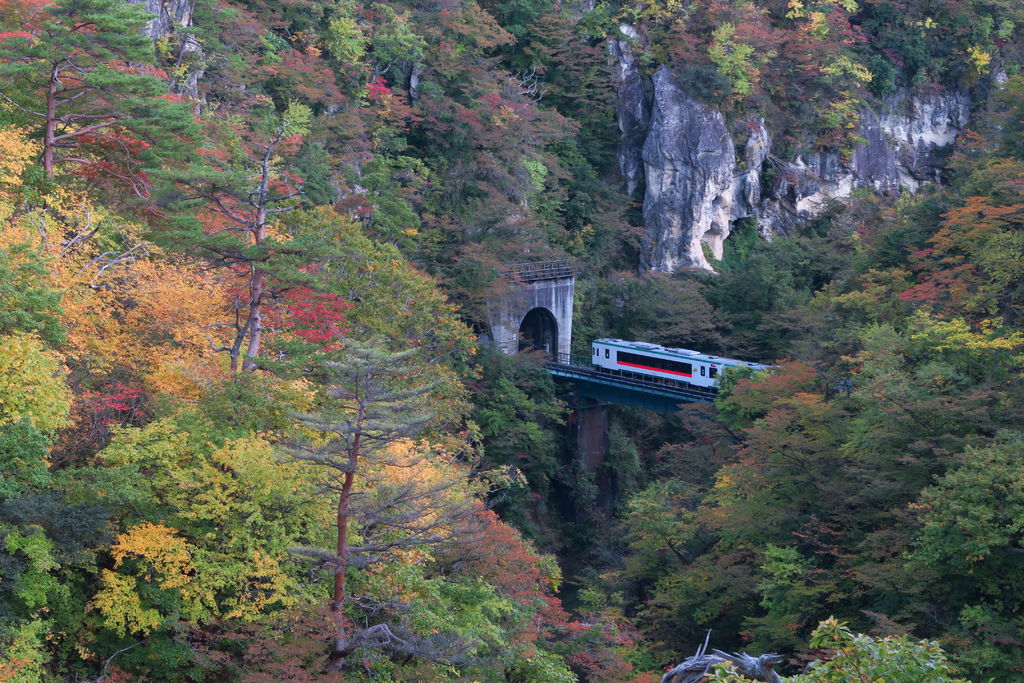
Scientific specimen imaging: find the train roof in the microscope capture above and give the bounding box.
[593,338,771,370]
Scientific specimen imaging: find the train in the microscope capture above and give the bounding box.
[590,338,770,392]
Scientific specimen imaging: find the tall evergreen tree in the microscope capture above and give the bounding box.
[0,0,195,196]
[287,338,478,670]
[157,103,320,372]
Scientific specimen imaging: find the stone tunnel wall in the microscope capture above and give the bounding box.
[485,275,575,356]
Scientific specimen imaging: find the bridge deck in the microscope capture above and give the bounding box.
[545,354,715,408]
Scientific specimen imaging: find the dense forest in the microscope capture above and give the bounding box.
[0,0,1022,678]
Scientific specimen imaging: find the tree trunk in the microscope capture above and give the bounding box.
[328,431,360,670]
[43,64,58,176]
[228,300,251,373]
[240,175,269,372]
[241,267,263,371]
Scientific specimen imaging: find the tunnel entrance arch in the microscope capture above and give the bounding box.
[518,307,558,355]
[484,260,575,357]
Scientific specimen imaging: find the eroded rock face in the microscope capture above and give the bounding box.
[759,150,853,236]
[128,0,204,98]
[403,61,423,101]
[732,116,770,219]
[877,89,971,189]
[609,25,650,198]
[129,0,194,41]
[641,67,736,272]
[853,109,902,192]
[617,58,971,271]
[757,89,969,236]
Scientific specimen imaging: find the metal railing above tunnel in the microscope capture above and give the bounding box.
[544,353,717,408]
[501,260,575,282]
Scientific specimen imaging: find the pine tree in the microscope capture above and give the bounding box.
[286,338,477,670]
[0,0,196,196]
[157,103,317,372]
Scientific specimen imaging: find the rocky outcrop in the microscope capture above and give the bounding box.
[758,148,854,236]
[876,89,971,189]
[128,0,204,98]
[641,66,736,272]
[615,56,972,271]
[129,0,194,41]
[732,116,770,219]
[403,61,423,101]
[609,25,650,198]
[757,89,969,237]
[853,108,903,192]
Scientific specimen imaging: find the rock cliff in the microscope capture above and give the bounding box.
[128,0,204,98]
[876,89,971,189]
[609,26,649,199]
[732,115,770,220]
[758,89,969,237]
[641,66,736,272]
[610,48,972,272]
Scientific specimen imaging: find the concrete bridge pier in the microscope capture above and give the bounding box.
[568,396,621,517]
[573,399,609,475]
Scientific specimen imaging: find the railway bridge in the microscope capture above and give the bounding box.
[486,261,716,507]
[483,258,714,412]
[544,353,714,506]
[545,353,712,412]
[483,259,716,413]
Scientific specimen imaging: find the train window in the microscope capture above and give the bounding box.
[700,366,706,377]
[594,347,598,356]
[710,367,718,378]
[605,349,609,359]
[618,351,692,376]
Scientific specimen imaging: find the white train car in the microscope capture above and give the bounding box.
[591,338,770,391]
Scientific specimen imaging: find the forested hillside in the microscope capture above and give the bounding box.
[0,0,1022,677]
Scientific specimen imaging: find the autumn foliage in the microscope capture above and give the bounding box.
[0,0,1021,678]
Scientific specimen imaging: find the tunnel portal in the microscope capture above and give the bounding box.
[484,260,574,356]
[518,307,559,355]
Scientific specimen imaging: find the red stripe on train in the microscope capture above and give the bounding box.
[617,360,692,377]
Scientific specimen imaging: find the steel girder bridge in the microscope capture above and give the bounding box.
[545,354,715,413]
